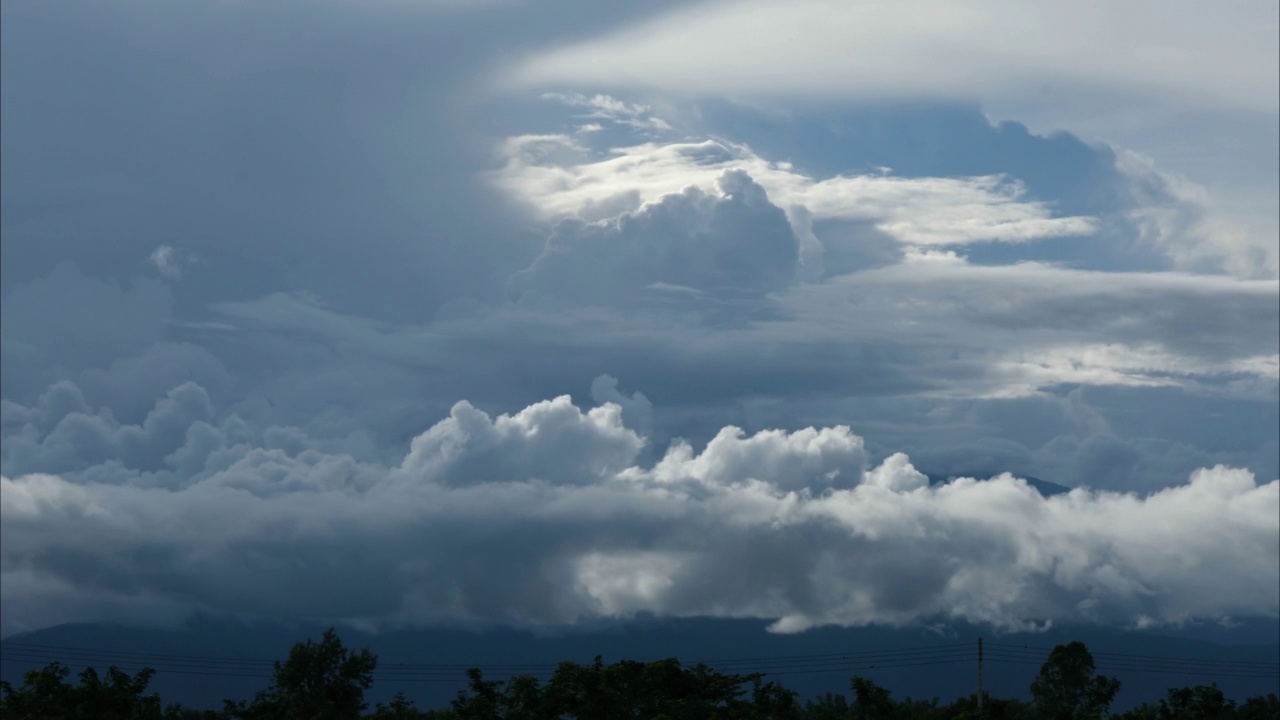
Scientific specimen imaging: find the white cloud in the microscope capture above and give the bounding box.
[512,169,800,302]
[3,0,1276,640]
[776,262,1280,399]
[510,0,1278,114]
[149,245,180,280]
[542,92,672,133]
[195,257,1277,419]
[505,2,1279,283]
[495,135,1097,248]
[398,396,645,487]
[2,388,1276,636]
[147,245,201,281]
[1116,149,1280,278]
[994,344,1280,398]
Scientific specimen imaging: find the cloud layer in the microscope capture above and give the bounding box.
[497,135,1098,251]
[512,0,1279,113]
[2,1,1276,640]
[3,385,1276,636]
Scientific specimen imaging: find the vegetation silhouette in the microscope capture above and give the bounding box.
[2,628,1277,719]
[1028,641,1121,720]
[222,627,379,719]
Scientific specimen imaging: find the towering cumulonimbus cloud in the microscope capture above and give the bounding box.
[3,384,1276,636]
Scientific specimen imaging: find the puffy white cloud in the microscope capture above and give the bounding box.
[2,386,1276,636]
[398,396,645,487]
[643,423,865,493]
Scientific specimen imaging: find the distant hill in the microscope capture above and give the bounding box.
[2,616,1275,712]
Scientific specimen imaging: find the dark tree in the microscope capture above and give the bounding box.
[745,675,803,720]
[449,667,506,720]
[449,655,799,720]
[1236,693,1280,720]
[803,691,852,720]
[0,662,76,719]
[226,626,378,720]
[850,675,895,720]
[1029,642,1122,720]
[1115,685,1279,720]
[0,661,183,720]
[367,690,448,719]
[501,674,548,720]
[1161,683,1236,719]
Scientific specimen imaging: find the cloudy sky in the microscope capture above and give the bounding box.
[1,0,1277,639]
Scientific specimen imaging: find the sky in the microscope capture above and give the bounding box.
[1,0,1277,639]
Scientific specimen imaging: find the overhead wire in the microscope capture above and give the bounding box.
[984,641,1279,668]
[0,640,976,682]
[3,638,1276,684]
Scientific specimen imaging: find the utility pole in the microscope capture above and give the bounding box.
[977,637,985,713]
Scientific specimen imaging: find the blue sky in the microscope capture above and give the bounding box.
[1,0,1277,638]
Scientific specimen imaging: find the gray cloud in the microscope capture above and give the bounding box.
[511,1,1279,114]
[2,386,1275,637]
[0,263,173,379]
[513,169,798,305]
[2,0,1276,639]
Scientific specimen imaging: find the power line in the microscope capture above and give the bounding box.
[3,639,1276,683]
[984,641,1280,668]
[0,640,976,673]
[980,655,1280,680]
[982,647,1280,671]
[0,653,976,684]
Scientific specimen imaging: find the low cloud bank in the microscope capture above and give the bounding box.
[3,384,1276,636]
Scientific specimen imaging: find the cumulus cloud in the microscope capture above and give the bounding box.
[1,381,214,478]
[513,169,799,303]
[399,396,644,487]
[2,386,1276,636]
[3,0,1276,641]
[591,374,653,437]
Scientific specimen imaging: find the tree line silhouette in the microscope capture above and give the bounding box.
[2,628,1277,719]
